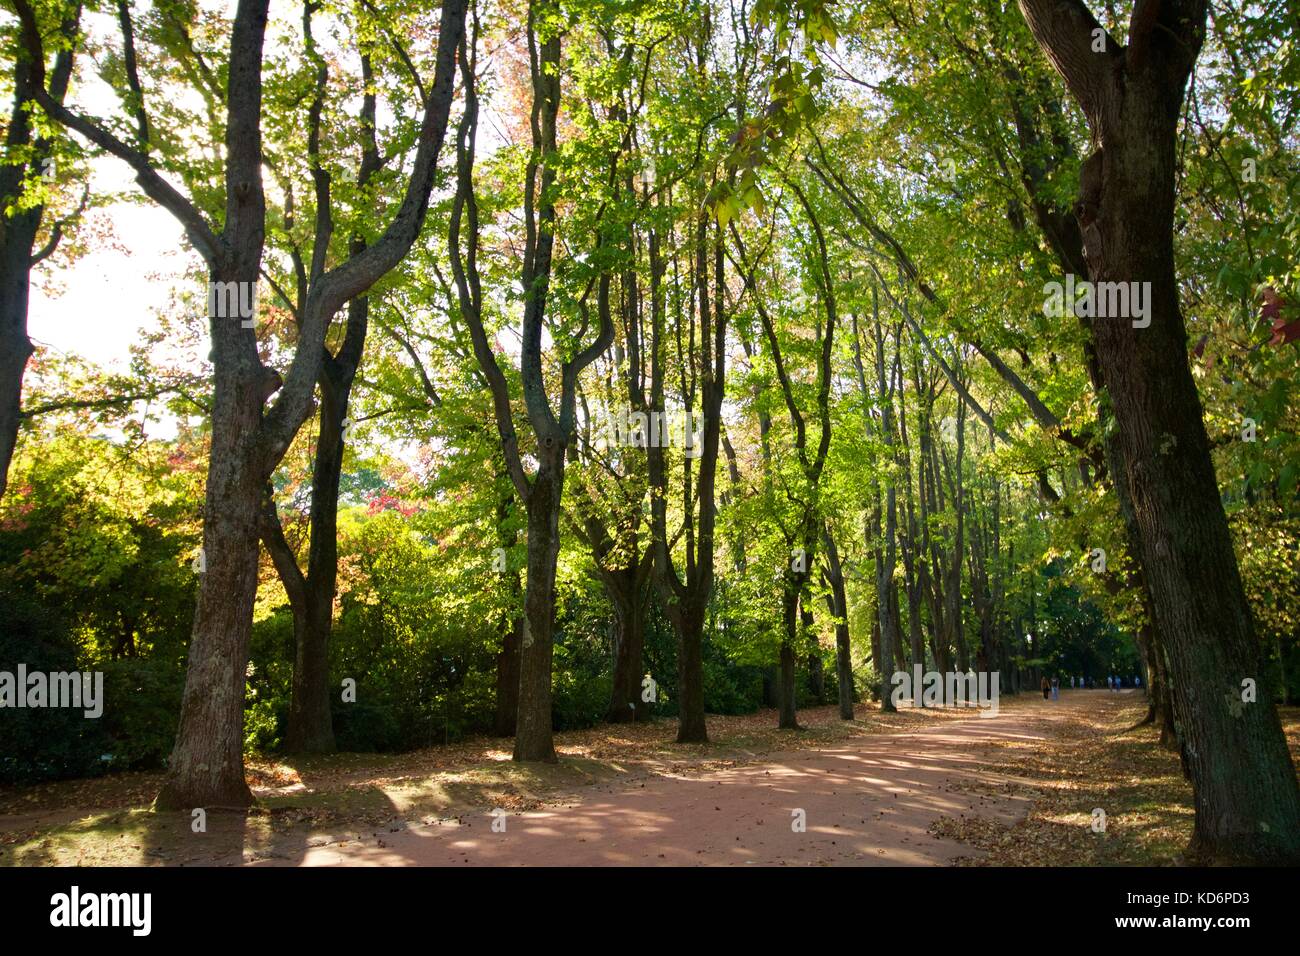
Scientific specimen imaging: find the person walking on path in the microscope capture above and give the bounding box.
[1041,676,1050,700]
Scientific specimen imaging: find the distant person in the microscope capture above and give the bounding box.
[1051,677,1059,701]
[1041,676,1050,700]
[1135,675,1141,688]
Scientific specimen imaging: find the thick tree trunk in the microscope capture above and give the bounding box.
[606,574,649,723]
[514,455,563,763]
[1020,0,1300,862]
[157,274,265,809]
[674,606,708,742]
[1094,82,1299,867]
[286,586,335,753]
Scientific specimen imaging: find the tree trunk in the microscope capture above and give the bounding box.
[157,270,265,809]
[606,572,649,723]
[494,612,522,736]
[493,488,523,737]
[0,241,35,500]
[822,525,856,719]
[285,590,334,753]
[674,605,708,742]
[1019,0,1300,862]
[280,376,349,754]
[514,454,563,763]
[802,598,825,701]
[777,585,800,729]
[0,11,77,501]
[1092,60,1299,867]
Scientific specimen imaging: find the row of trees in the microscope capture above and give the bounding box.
[3,0,1298,862]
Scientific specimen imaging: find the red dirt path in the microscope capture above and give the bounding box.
[254,701,1058,866]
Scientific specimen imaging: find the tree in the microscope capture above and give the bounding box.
[1017,0,1300,862]
[0,0,81,500]
[447,0,614,761]
[15,0,467,806]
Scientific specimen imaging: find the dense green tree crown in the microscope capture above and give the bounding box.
[1,0,1297,860]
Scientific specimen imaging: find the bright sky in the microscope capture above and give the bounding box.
[25,4,194,372]
[30,164,188,370]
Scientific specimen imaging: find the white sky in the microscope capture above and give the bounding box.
[30,165,187,370]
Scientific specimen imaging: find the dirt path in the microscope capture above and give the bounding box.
[254,694,1107,866]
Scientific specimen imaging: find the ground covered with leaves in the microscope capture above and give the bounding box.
[3,693,1296,865]
[0,702,965,865]
[929,694,1300,866]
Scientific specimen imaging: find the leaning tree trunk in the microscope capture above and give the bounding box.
[282,378,349,754]
[156,269,266,809]
[1082,41,1300,868]
[1020,0,1300,863]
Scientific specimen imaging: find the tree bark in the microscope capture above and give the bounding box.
[605,566,651,723]
[160,260,268,808]
[1020,0,1300,862]
[494,614,522,737]
[778,606,800,730]
[514,454,563,762]
[493,491,523,737]
[822,526,855,719]
[17,0,467,806]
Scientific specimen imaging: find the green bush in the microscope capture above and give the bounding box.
[0,590,109,784]
[98,656,183,770]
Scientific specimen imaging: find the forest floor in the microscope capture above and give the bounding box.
[3,690,1298,866]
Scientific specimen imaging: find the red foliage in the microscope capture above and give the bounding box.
[366,491,418,517]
